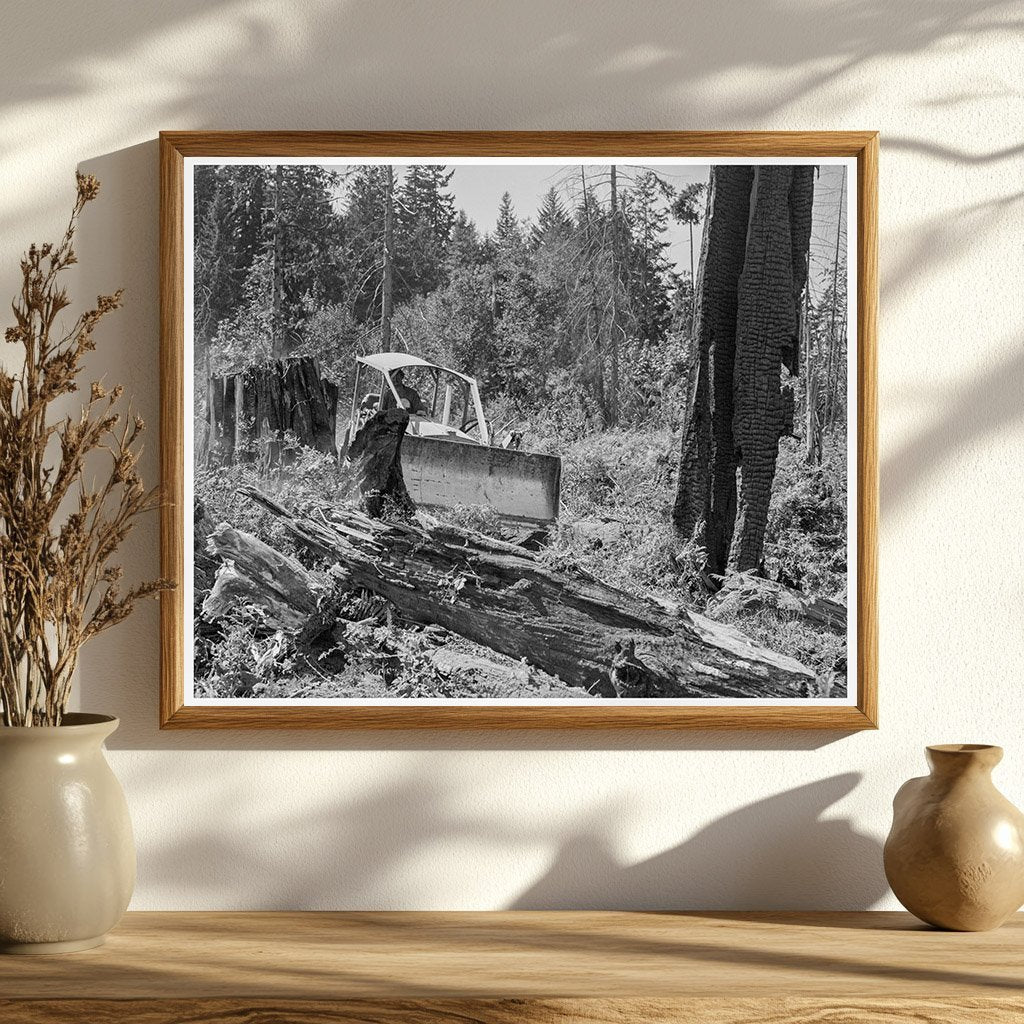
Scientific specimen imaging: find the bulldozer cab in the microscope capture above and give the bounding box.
[344,353,490,450]
[341,352,561,527]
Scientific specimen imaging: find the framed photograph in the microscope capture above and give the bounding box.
[160,131,877,729]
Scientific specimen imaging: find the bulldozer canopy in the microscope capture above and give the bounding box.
[356,353,475,385]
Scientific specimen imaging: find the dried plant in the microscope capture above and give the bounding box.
[0,173,172,726]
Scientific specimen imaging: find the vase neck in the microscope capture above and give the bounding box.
[0,714,119,749]
[927,743,1002,779]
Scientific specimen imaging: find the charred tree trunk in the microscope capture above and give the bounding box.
[239,489,815,699]
[672,167,753,573]
[347,407,415,517]
[673,165,813,575]
[729,166,814,572]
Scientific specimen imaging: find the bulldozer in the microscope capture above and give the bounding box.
[340,353,561,527]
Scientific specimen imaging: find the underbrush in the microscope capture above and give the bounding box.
[194,579,586,701]
[521,421,850,683]
[440,502,509,540]
[765,436,847,600]
[195,438,351,555]
[535,423,847,594]
[534,427,686,599]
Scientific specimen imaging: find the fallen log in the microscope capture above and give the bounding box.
[240,488,815,699]
[707,572,846,635]
[202,523,318,631]
[202,525,571,695]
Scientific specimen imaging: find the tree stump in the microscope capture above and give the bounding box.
[347,408,415,518]
[207,356,338,465]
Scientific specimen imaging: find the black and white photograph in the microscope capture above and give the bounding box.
[184,155,857,707]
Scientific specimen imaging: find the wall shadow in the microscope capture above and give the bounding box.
[3,0,1015,152]
[1,0,1018,252]
[511,774,886,910]
[883,193,1024,310]
[882,337,1024,509]
[129,764,887,911]
[884,137,1024,165]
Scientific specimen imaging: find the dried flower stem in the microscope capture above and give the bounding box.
[0,173,172,726]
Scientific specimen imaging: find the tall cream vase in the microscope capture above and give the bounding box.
[0,714,135,953]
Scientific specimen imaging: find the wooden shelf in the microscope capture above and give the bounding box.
[1,911,1021,1022]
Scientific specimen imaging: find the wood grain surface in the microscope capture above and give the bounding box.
[4,997,1024,1024]
[1,911,1020,1022]
[159,131,879,731]
[1,911,1021,993]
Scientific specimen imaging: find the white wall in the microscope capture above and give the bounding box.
[2,0,1021,910]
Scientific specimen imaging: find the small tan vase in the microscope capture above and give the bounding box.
[884,744,1024,931]
[0,713,135,953]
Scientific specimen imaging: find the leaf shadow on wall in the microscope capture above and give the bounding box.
[0,0,1019,251]
[129,757,886,912]
[882,336,1024,510]
[882,191,1023,322]
[1,0,1017,146]
[511,773,887,910]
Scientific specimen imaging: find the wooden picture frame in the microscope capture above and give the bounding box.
[160,131,878,730]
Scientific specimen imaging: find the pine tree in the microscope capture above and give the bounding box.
[624,170,674,347]
[488,193,542,401]
[531,190,576,391]
[400,166,456,239]
[193,164,345,364]
[671,181,707,289]
[495,192,522,248]
[341,166,390,324]
[270,164,346,351]
[398,165,456,296]
[531,187,572,248]
[447,210,482,271]
[192,165,265,343]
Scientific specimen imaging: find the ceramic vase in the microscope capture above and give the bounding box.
[0,714,135,953]
[884,744,1024,931]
